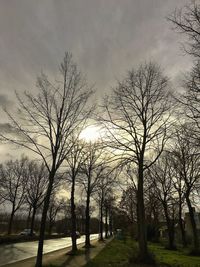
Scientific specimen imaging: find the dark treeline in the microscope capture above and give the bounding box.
[0,155,116,239]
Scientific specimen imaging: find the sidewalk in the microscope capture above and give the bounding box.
[4,238,112,267]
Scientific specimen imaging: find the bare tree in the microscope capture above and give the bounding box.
[0,53,93,267]
[169,148,187,248]
[171,124,200,253]
[79,142,107,248]
[95,167,115,241]
[106,194,115,238]
[168,0,200,141]
[169,2,200,252]
[104,190,115,239]
[76,202,86,234]
[100,62,172,261]
[65,139,86,252]
[144,182,161,243]
[26,161,48,236]
[47,194,65,235]
[149,153,177,249]
[0,176,6,207]
[168,1,200,58]
[168,0,200,152]
[120,186,137,224]
[0,156,29,234]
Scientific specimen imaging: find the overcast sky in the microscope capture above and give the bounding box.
[0,0,192,95]
[0,0,193,159]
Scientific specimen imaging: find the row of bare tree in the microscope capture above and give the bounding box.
[0,144,116,247]
[0,158,48,235]
[115,0,200,262]
[66,141,116,251]
[0,53,117,267]
[120,123,200,252]
[1,2,200,265]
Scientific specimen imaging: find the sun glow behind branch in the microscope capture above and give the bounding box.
[79,125,103,142]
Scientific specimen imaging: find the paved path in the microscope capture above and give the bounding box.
[0,234,99,266]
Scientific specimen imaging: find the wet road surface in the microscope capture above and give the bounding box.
[0,234,99,266]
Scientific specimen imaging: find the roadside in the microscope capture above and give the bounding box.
[0,234,98,266]
[43,238,112,267]
[4,237,199,267]
[84,238,200,267]
[2,238,111,267]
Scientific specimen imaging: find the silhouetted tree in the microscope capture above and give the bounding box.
[144,182,161,243]
[0,52,93,267]
[76,202,86,234]
[171,124,200,253]
[100,62,173,261]
[26,162,48,236]
[104,191,115,239]
[149,153,177,249]
[79,142,107,247]
[95,167,115,241]
[0,156,29,234]
[168,1,200,58]
[65,139,86,252]
[120,186,137,224]
[169,146,187,247]
[47,194,65,235]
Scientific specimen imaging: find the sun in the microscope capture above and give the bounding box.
[79,125,102,142]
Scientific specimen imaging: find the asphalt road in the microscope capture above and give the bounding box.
[0,234,99,266]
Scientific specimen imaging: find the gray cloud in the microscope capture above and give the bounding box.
[0,0,192,99]
[0,94,13,108]
[0,123,18,135]
[0,0,193,161]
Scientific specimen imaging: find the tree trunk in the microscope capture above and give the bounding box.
[26,205,32,229]
[85,191,91,248]
[48,220,53,235]
[185,194,199,252]
[178,202,187,247]
[71,176,77,252]
[81,215,84,234]
[163,202,176,249]
[105,205,108,238]
[8,205,15,235]
[168,221,175,249]
[99,200,104,241]
[137,164,148,260]
[109,209,113,237]
[35,171,55,267]
[152,208,159,242]
[30,206,37,236]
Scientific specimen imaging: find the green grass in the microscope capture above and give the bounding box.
[85,239,136,267]
[84,238,200,267]
[149,243,200,267]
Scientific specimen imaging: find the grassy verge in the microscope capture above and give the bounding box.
[84,238,136,267]
[84,238,200,267]
[149,243,200,267]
